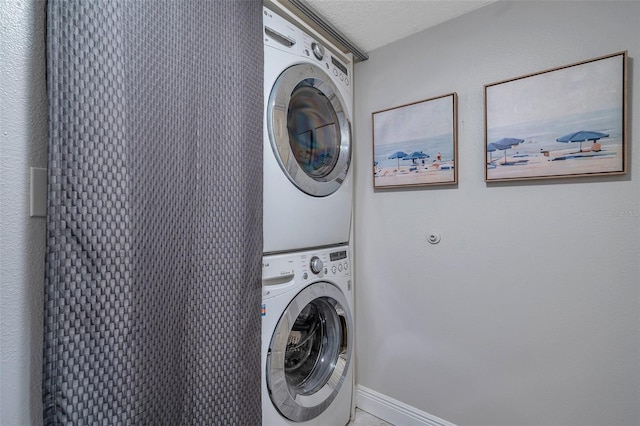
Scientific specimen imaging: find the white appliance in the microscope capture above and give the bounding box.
[261,245,354,426]
[263,5,353,254]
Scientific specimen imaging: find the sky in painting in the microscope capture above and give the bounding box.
[373,95,453,146]
[486,54,623,129]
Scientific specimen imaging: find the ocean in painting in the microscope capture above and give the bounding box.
[374,133,454,169]
[487,108,622,156]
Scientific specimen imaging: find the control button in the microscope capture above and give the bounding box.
[339,74,344,81]
[311,42,324,60]
[338,263,343,272]
[344,262,348,270]
[310,256,323,274]
[332,266,337,273]
[303,272,308,280]
[345,78,350,86]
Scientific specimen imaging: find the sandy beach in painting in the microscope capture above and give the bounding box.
[486,140,623,181]
[375,162,455,186]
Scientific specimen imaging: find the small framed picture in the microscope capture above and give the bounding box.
[372,93,458,189]
[485,51,627,182]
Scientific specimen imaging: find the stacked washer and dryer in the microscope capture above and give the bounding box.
[261,4,355,426]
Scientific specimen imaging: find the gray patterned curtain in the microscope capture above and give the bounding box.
[43,1,263,424]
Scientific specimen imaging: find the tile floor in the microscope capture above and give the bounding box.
[349,408,393,426]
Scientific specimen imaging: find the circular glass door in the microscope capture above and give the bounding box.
[267,282,353,422]
[267,63,351,197]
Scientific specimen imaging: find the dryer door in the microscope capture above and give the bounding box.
[267,281,353,422]
[267,63,351,197]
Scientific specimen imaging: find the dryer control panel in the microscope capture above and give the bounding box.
[301,33,350,90]
[263,6,351,93]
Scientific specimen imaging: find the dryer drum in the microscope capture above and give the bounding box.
[267,282,353,422]
[287,85,341,179]
[268,63,351,197]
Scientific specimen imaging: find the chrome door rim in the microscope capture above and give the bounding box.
[267,281,353,422]
[267,63,351,197]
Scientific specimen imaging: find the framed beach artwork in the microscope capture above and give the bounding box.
[372,93,458,189]
[484,51,627,182]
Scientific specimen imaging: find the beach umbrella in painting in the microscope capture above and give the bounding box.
[487,143,498,163]
[403,151,430,164]
[388,151,408,169]
[488,138,524,164]
[556,130,609,153]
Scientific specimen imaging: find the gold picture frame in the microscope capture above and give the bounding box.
[484,51,627,182]
[372,93,458,189]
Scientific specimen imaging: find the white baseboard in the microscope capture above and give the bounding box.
[356,385,457,426]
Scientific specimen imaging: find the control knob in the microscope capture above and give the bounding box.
[310,256,323,274]
[311,42,325,60]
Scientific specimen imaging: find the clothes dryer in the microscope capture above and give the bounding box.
[263,6,353,254]
[261,245,354,425]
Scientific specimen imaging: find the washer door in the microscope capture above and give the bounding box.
[267,282,353,422]
[267,63,351,197]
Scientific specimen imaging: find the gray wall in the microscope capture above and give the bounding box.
[0,0,46,424]
[2,1,639,425]
[353,2,639,426]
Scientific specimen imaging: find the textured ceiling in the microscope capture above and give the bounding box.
[304,0,495,53]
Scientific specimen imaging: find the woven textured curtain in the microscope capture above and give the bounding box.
[43,0,263,424]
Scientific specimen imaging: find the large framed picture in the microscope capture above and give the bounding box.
[485,51,627,182]
[373,93,458,189]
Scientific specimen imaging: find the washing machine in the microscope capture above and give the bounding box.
[261,245,354,425]
[263,5,354,254]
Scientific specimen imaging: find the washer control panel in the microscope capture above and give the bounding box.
[262,246,351,300]
[299,248,349,281]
